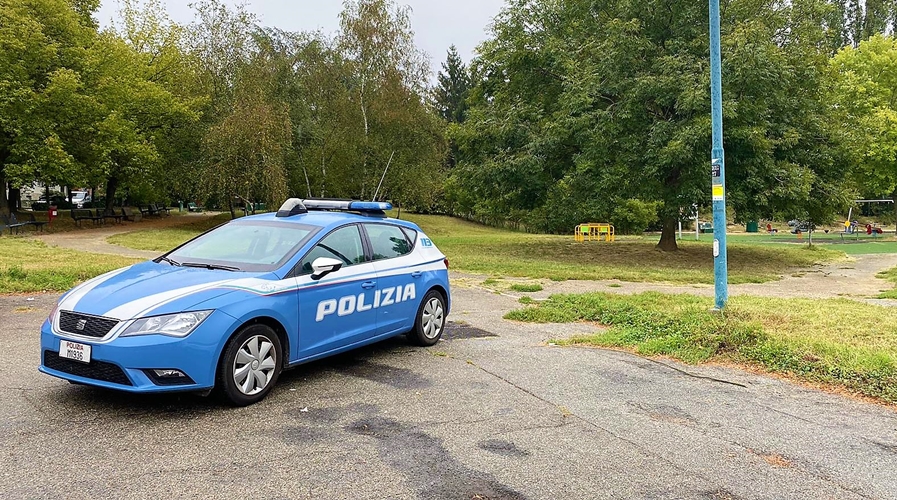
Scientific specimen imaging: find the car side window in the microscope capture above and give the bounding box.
[366,224,412,261]
[401,227,417,246]
[299,225,365,274]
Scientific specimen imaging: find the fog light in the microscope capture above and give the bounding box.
[153,369,186,378]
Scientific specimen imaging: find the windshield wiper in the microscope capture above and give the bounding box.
[181,262,242,272]
[159,256,181,267]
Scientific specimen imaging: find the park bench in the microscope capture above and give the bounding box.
[151,203,171,216]
[121,207,142,222]
[101,209,124,224]
[187,202,203,212]
[0,213,28,235]
[139,205,157,217]
[15,212,47,232]
[71,209,104,227]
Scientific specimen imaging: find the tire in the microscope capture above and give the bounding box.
[408,289,447,346]
[215,324,283,406]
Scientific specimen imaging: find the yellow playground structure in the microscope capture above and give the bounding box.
[575,223,615,242]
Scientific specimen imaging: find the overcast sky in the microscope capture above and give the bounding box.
[95,0,507,78]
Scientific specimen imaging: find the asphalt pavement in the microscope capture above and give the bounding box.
[1,286,896,500]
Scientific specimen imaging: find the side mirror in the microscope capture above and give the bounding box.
[311,257,343,280]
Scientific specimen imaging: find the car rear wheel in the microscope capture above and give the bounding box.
[408,290,446,346]
[216,324,282,406]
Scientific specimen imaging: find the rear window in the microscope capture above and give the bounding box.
[366,224,413,261]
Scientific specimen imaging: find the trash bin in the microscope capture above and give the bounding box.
[746,221,759,233]
[48,205,58,225]
[178,201,183,212]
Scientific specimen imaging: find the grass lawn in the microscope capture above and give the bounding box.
[396,213,841,284]
[506,292,897,403]
[106,211,844,285]
[725,232,897,255]
[0,239,140,293]
[107,213,231,252]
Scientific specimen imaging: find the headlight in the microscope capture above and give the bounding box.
[47,301,60,323]
[121,311,212,338]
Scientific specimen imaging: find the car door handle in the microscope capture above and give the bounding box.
[411,271,422,278]
[361,281,376,289]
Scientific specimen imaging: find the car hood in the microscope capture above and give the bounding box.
[58,261,279,320]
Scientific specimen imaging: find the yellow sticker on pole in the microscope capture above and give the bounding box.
[712,184,724,201]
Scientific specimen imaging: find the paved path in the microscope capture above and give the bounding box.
[2,288,896,499]
[33,213,218,260]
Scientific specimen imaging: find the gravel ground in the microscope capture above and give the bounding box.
[457,252,897,302]
[2,286,896,499]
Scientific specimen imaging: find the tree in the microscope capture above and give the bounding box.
[434,45,471,124]
[453,0,856,250]
[844,0,897,46]
[0,0,198,214]
[337,0,434,200]
[0,0,97,212]
[832,34,897,200]
[203,88,291,218]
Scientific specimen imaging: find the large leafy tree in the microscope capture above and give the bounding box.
[453,0,857,250]
[0,0,97,212]
[832,34,897,199]
[336,0,440,200]
[1,0,197,213]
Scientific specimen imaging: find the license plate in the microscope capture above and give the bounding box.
[60,340,91,364]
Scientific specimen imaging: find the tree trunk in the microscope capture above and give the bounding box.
[8,187,20,212]
[656,215,679,252]
[227,195,236,219]
[0,179,8,216]
[105,176,119,215]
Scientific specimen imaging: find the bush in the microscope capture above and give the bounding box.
[612,199,661,234]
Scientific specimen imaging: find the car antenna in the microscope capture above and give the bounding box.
[372,150,395,202]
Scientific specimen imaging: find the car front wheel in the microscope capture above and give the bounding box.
[216,324,282,406]
[408,290,446,346]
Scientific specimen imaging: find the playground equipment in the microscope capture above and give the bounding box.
[841,220,884,240]
[575,223,615,242]
[841,199,894,240]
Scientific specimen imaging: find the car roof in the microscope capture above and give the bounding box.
[238,210,421,232]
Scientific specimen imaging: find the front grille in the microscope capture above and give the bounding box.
[59,311,118,338]
[43,350,132,386]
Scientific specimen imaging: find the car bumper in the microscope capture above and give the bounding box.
[39,310,236,393]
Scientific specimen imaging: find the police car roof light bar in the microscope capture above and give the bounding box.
[301,199,392,216]
[276,198,308,217]
[276,199,392,217]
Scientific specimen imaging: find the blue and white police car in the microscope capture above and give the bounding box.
[39,199,450,406]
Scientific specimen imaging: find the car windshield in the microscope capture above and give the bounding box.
[166,220,317,272]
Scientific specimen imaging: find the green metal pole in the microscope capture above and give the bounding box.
[709,0,729,310]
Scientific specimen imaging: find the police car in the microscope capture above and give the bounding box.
[39,199,450,406]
